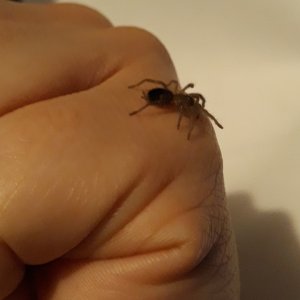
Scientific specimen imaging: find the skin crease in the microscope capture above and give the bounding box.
[0,1,240,299]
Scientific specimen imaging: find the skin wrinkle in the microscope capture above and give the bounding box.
[163,225,232,297]
[59,179,87,220]
[66,184,76,205]
[0,145,27,216]
[73,177,91,208]
[66,242,183,265]
[61,161,224,284]
[99,182,177,256]
[0,157,30,216]
[96,155,217,258]
[39,177,61,204]
[132,205,200,256]
[108,173,179,243]
[105,180,176,251]
[91,155,220,286]
[0,178,22,215]
[131,164,227,283]
[64,166,148,257]
[33,157,91,218]
[148,177,218,244]
[37,244,187,291]
[81,151,183,257]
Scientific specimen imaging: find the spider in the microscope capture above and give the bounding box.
[128,79,223,140]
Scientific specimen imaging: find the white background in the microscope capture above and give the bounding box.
[25,0,300,298]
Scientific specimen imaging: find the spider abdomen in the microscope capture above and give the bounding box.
[147,88,174,105]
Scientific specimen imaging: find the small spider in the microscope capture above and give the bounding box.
[128,79,223,140]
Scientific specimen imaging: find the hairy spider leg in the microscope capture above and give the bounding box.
[129,103,150,116]
[202,108,224,129]
[166,80,179,92]
[128,79,168,89]
[129,91,151,115]
[181,83,194,92]
[177,106,184,130]
[189,93,206,108]
[128,79,180,90]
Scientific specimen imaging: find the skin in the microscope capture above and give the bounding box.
[0,1,240,299]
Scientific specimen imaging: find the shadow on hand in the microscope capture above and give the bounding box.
[228,193,300,300]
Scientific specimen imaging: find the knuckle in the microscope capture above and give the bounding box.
[51,3,112,28]
[113,26,172,61]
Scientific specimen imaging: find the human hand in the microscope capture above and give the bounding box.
[0,2,239,299]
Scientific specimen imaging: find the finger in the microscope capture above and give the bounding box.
[0,1,112,116]
[0,1,112,27]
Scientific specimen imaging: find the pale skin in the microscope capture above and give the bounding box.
[0,1,240,299]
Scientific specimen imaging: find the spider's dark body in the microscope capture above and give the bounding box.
[128,79,223,140]
[147,88,174,105]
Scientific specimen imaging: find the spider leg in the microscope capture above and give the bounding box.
[181,83,194,92]
[177,112,183,130]
[166,80,179,92]
[189,93,206,108]
[129,103,150,116]
[128,79,168,89]
[202,108,224,129]
[187,116,198,140]
[176,104,185,130]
